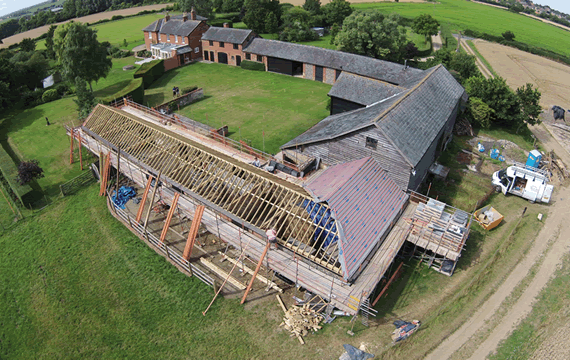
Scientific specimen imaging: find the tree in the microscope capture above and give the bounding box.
[222,0,245,13]
[468,97,494,128]
[19,38,36,52]
[45,25,57,60]
[179,0,214,21]
[54,22,111,91]
[243,0,281,34]
[16,160,44,186]
[303,0,321,15]
[334,12,407,62]
[465,76,521,127]
[516,83,542,126]
[502,30,515,41]
[322,0,352,26]
[404,41,419,59]
[449,52,480,82]
[412,14,439,44]
[265,12,279,35]
[74,77,97,119]
[329,23,340,45]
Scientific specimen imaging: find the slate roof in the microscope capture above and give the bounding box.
[243,38,424,84]
[142,16,206,35]
[282,65,467,167]
[201,27,253,44]
[305,157,408,280]
[328,73,406,106]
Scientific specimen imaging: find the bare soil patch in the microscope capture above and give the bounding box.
[472,39,570,110]
[0,4,172,48]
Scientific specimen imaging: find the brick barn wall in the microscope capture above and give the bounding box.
[203,41,248,66]
[324,68,335,84]
[164,57,180,71]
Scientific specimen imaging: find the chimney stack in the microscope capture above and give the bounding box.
[183,11,188,22]
[223,23,230,28]
[164,12,170,22]
[190,7,196,20]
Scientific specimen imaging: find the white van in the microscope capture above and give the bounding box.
[492,165,554,203]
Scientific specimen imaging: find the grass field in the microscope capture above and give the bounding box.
[92,57,141,99]
[354,0,570,57]
[145,62,332,153]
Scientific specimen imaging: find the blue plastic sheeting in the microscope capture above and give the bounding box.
[112,186,137,209]
[302,199,339,248]
[342,344,374,360]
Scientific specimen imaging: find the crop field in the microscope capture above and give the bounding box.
[145,62,332,153]
[471,39,570,109]
[353,0,570,57]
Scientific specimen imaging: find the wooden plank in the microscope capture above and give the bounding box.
[160,192,180,243]
[135,176,154,223]
[241,242,271,304]
[276,295,304,345]
[183,205,205,260]
[200,257,246,290]
[219,251,283,293]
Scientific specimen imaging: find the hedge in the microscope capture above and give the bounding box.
[240,60,265,71]
[209,19,233,27]
[134,59,164,87]
[101,78,144,104]
[0,146,32,207]
[181,85,198,94]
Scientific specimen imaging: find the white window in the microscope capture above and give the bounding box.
[167,34,170,42]
[148,32,151,39]
[175,35,178,43]
[194,47,199,53]
[182,37,185,44]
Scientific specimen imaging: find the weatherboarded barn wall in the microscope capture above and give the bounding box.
[295,126,411,190]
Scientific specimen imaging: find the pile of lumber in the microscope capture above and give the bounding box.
[280,304,323,338]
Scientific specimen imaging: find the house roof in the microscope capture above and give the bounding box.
[304,157,408,280]
[201,27,253,44]
[243,38,424,84]
[328,72,405,106]
[143,15,206,35]
[282,65,467,167]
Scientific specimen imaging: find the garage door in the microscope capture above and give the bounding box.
[315,66,323,82]
[218,52,228,64]
[267,57,293,75]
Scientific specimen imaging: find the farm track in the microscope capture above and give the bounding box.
[460,39,493,79]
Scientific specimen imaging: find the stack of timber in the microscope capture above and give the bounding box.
[280,304,323,338]
[405,199,469,261]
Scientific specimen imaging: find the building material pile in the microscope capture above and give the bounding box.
[405,199,469,261]
[280,304,323,338]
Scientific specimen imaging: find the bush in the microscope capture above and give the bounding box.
[101,78,144,105]
[21,88,44,108]
[0,147,32,206]
[55,83,71,96]
[41,89,59,103]
[181,86,198,94]
[240,59,266,71]
[111,15,125,21]
[209,19,233,27]
[134,59,164,87]
[136,50,152,58]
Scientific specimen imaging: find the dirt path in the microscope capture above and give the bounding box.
[460,38,493,79]
[431,32,443,52]
[425,127,570,359]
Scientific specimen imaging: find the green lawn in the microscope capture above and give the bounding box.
[145,62,332,154]
[92,57,141,99]
[37,12,177,50]
[354,0,570,57]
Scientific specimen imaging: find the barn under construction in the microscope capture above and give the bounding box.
[73,100,472,316]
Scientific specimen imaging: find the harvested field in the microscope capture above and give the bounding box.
[0,4,173,48]
[472,39,570,110]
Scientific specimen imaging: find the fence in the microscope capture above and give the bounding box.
[113,98,277,163]
[60,170,96,196]
[108,195,215,288]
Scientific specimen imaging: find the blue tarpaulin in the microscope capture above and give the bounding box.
[302,199,339,248]
[112,186,137,209]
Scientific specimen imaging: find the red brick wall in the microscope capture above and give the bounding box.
[164,57,180,71]
[187,22,209,60]
[201,41,248,66]
[144,31,159,51]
